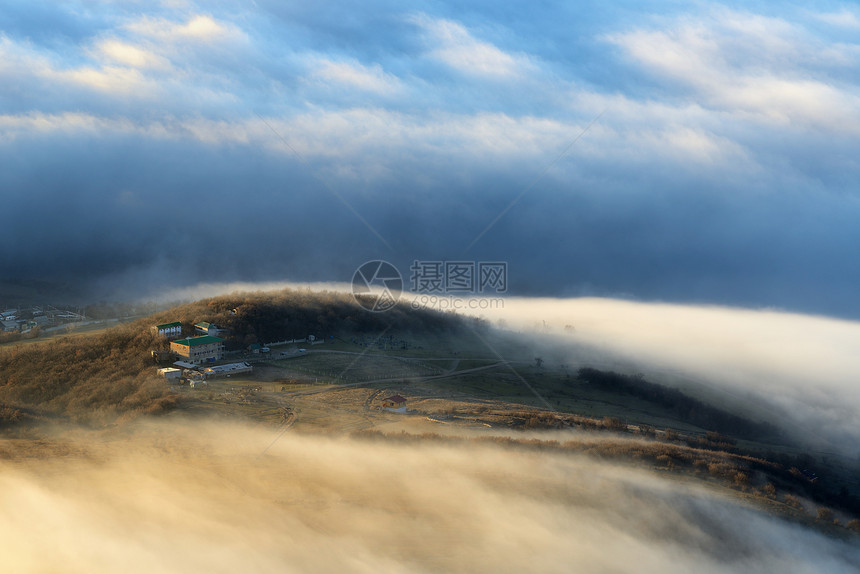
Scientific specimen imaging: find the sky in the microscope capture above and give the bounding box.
[2,0,860,316]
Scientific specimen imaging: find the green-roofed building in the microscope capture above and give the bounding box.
[153,321,182,338]
[170,335,226,364]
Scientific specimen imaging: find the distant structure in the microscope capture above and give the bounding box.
[201,362,253,378]
[173,360,197,370]
[151,349,174,364]
[194,321,220,336]
[156,367,182,381]
[153,321,182,338]
[170,335,225,365]
[801,469,819,483]
[382,394,407,413]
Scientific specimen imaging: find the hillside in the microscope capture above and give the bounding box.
[1,288,858,535]
[150,289,471,349]
[0,324,177,426]
[0,289,473,426]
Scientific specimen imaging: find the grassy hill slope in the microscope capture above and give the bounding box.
[0,288,472,425]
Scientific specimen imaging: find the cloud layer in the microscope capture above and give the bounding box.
[465,296,860,456]
[1,421,858,573]
[1,1,859,317]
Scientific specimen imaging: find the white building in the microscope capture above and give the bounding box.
[153,322,182,338]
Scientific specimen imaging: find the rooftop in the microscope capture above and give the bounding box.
[171,335,225,347]
[203,362,252,374]
[156,321,182,330]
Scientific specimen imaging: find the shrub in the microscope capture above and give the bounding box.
[784,494,802,509]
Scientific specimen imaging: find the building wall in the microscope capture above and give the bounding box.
[195,324,219,336]
[170,341,225,365]
[155,325,182,338]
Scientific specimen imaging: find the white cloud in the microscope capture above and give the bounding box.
[59,65,152,95]
[95,39,171,70]
[0,113,137,139]
[605,10,860,136]
[312,58,402,95]
[410,13,532,78]
[0,34,159,97]
[0,103,753,182]
[566,91,757,171]
[649,126,748,165]
[1,421,858,573]
[466,297,860,454]
[814,8,860,29]
[125,14,245,44]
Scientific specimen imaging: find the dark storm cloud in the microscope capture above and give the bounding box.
[1,1,859,315]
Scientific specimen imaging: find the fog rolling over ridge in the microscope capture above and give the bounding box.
[144,281,860,456]
[450,297,860,456]
[1,421,858,574]
[3,0,860,568]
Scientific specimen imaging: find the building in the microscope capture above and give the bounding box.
[1,319,19,332]
[170,335,225,365]
[157,367,182,381]
[801,469,819,483]
[153,321,182,338]
[194,321,220,335]
[201,362,253,378]
[382,394,407,412]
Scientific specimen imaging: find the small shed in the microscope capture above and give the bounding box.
[382,394,407,412]
[157,367,182,380]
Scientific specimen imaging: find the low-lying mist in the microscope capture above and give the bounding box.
[1,420,857,573]
[462,297,860,456]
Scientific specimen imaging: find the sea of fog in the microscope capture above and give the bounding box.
[1,421,858,573]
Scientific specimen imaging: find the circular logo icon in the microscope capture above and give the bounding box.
[351,260,403,312]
